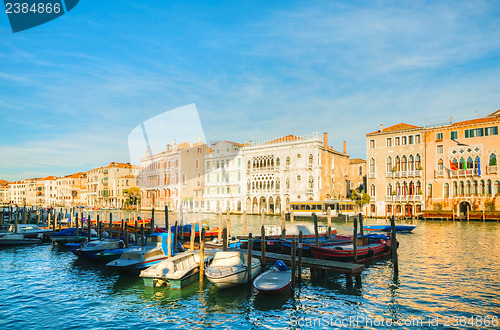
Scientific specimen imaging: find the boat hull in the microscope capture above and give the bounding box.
[206,264,261,289]
[253,269,292,295]
[310,240,392,263]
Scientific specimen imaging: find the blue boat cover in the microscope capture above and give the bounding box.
[50,227,95,237]
[276,260,288,271]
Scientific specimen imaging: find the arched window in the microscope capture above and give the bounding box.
[486,179,492,195]
[276,157,280,167]
[453,182,458,196]
[276,179,280,190]
[395,156,401,171]
[286,157,290,167]
[467,157,473,169]
[438,159,444,170]
[416,181,422,194]
[396,182,401,196]
[408,155,414,171]
[444,183,449,198]
[466,181,471,196]
[370,184,375,197]
[472,180,478,195]
[427,183,432,197]
[308,176,314,189]
[247,161,251,169]
[402,156,407,171]
[490,154,497,166]
[370,158,375,174]
[387,184,392,195]
[495,180,500,195]
[459,181,464,196]
[415,154,422,169]
[480,180,485,194]
[459,157,465,170]
[286,179,290,190]
[475,156,480,169]
[452,158,459,169]
[308,154,313,168]
[387,157,392,173]
[359,166,363,176]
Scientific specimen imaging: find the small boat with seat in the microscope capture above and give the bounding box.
[205,251,261,289]
[72,238,126,260]
[140,249,216,288]
[253,260,292,295]
[106,233,173,274]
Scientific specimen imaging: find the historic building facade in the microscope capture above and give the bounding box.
[424,110,500,216]
[366,110,500,217]
[139,141,209,211]
[87,162,140,208]
[203,141,244,213]
[241,132,354,214]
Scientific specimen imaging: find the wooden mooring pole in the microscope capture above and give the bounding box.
[291,235,296,289]
[87,215,92,242]
[281,211,286,239]
[124,223,129,248]
[359,213,364,240]
[298,231,303,285]
[167,224,172,258]
[164,205,169,230]
[390,215,399,275]
[218,211,222,240]
[174,221,178,251]
[260,209,265,227]
[190,221,195,251]
[313,214,319,246]
[140,224,145,247]
[199,228,205,283]
[247,233,253,286]
[242,210,247,235]
[327,206,332,239]
[151,207,155,234]
[109,213,112,238]
[353,216,358,263]
[261,226,266,267]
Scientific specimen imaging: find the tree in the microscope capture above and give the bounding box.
[123,187,141,209]
[351,189,371,210]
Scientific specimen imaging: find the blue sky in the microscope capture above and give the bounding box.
[1,0,500,181]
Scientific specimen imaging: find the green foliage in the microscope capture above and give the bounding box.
[490,157,497,166]
[433,203,442,211]
[351,190,371,208]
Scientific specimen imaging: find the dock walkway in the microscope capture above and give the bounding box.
[247,250,364,275]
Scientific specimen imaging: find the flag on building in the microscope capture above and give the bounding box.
[450,160,459,170]
[478,158,481,177]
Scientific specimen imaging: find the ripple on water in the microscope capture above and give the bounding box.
[1,220,499,329]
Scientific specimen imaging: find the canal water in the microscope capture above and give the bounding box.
[1,215,499,329]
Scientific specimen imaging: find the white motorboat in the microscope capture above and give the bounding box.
[0,224,50,246]
[106,233,172,274]
[140,249,216,288]
[205,251,261,289]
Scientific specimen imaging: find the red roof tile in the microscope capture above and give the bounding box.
[367,123,422,135]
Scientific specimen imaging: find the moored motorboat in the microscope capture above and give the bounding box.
[310,235,394,263]
[73,238,126,260]
[278,234,352,256]
[0,224,48,246]
[205,251,261,289]
[140,250,216,288]
[364,225,416,232]
[49,227,97,246]
[106,233,173,274]
[253,261,292,295]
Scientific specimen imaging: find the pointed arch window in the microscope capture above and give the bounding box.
[444,183,449,198]
[408,155,414,171]
[308,176,314,189]
[370,158,375,174]
[438,159,444,170]
[387,157,393,172]
[402,156,408,171]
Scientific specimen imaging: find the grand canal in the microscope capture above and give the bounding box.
[1,214,499,329]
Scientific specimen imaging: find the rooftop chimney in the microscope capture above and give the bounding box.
[323,132,328,148]
[380,123,384,132]
[343,141,347,154]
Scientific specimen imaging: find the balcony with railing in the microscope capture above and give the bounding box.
[369,173,376,179]
[487,165,497,174]
[434,170,445,178]
[449,169,478,178]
